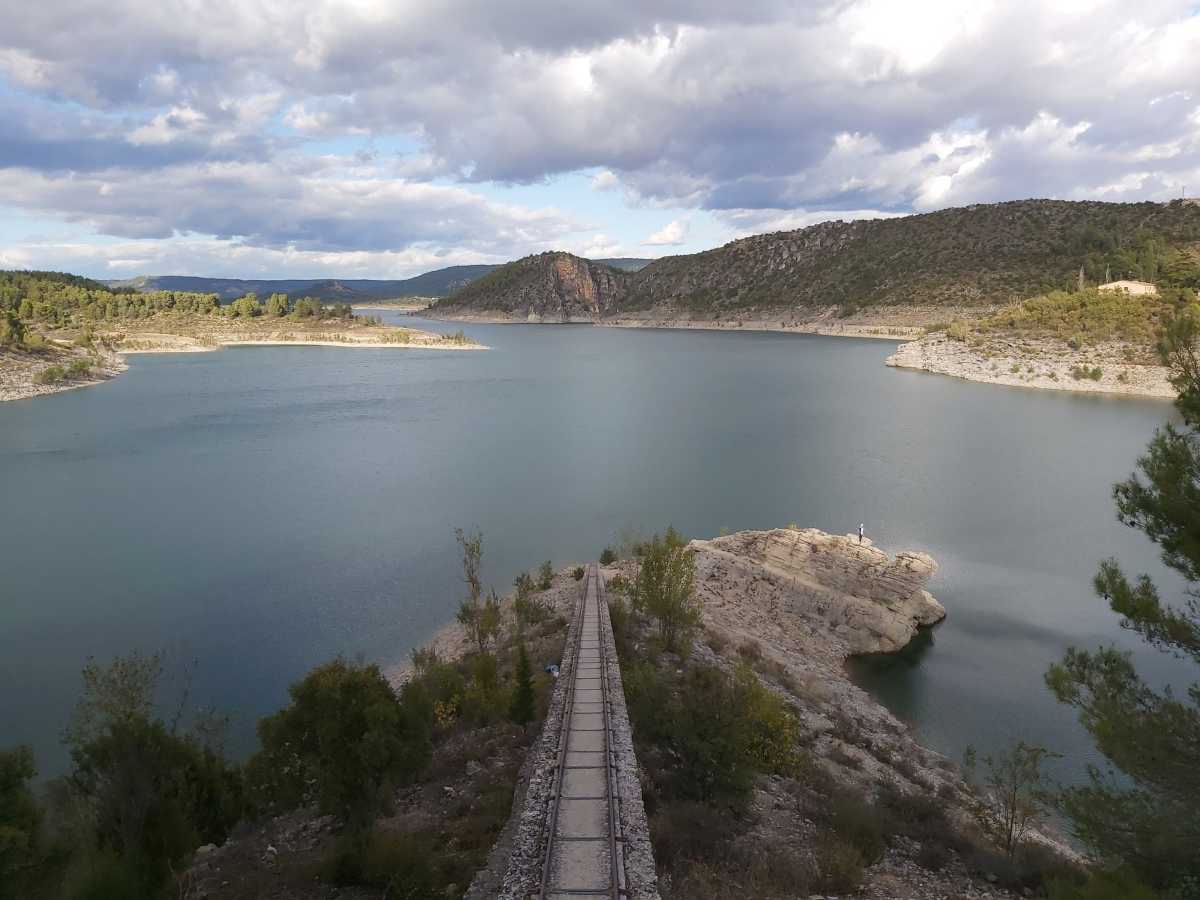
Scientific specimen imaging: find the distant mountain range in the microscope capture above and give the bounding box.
[433,200,1200,321]
[108,258,652,302]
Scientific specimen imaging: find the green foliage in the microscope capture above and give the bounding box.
[1046,869,1161,900]
[0,746,40,899]
[0,308,26,347]
[56,652,243,894]
[537,560,554,590]
[625,658,806,805]
[33,365,66,384]
[1045,310,1200,894]
[252,659,428,830]
[633,528,700,652]
[977,288,1192,348]
[265,292,291,317]
[226,293,262,318]
[455,528,500,653]
[599,547,617,565]
[441,201,1200,317]
[508,643,535,727]
[572,565,585,581]
[962,742,1059,860]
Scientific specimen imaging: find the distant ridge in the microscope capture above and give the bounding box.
[108,259,652,302]
[435,200,1200,320]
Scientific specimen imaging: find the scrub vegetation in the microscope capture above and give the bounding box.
[0,531,567,900]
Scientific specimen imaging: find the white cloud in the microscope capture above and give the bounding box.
[1,0,1199,273]
[643,218,689,245]
[590,170,618,191]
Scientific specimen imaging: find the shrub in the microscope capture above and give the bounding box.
[946,320,971,341]
[34,364,66,384]
[67,358,91,376]
[455,529,499,652]
[736,639,763,662]
[814,833,865,894]
[600,547,617,565]
[649,801,737,868]
[704,629,728,654]
[508,643,534,728]
[0,310,26,347]
[324,827,438,892]
[1046,869,1159,900]
[826,790,886,863]
[537,560,554,590]
[573,566,585,581]
[0,745,39,898]
[251,659,428,830]
[634,528,700,653]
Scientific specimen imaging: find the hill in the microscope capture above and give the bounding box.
[433,252,631,321]
[436,200,1200,322]
[107,259,652,303]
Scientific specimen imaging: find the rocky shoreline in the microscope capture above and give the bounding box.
[427,303,1001,341]
[888,333,1175,399]
[1,325,484,403]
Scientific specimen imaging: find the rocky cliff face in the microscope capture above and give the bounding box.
[691,528,944,656]
[433,252,629,321]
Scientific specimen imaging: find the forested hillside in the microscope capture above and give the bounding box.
[0,270,361,348]
[437,200,1200,320]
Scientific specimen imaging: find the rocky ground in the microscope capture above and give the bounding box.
[616,528,1073,899]
[0,343,126,402]
[888,332,1175,399]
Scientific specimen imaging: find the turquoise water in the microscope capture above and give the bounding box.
[0,316,1187,781]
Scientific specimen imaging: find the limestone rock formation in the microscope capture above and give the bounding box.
[433,252,629,322]
[691,528,945,656]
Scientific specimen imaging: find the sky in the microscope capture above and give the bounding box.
[0,0,1198,280]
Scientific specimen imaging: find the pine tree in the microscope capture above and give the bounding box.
[1046,310,1200,894]
[509,643,535,729]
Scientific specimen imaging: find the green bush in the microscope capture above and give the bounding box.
[600,547,617,565]
[0,310,26,347]
[34,364,66,384]
[573,566,585,581]
[537,560,554,590]
[634,528,700,653]
[251,659,428,830]
[0,746,39,898]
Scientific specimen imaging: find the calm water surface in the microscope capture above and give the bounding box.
[0,316,1188,780]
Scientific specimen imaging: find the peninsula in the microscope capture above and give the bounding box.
[0,270,482,402]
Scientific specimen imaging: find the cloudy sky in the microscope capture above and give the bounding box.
[1,1,1198,280]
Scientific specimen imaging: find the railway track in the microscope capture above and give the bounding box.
[537,563,628,899]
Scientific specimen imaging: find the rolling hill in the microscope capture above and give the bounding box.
[434,200,1200,322]
[108,259,652,303]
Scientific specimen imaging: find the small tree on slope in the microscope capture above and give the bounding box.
[509,643,535,729]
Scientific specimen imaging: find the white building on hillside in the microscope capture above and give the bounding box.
[1098,280,1158,296]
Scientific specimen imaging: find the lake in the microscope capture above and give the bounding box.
[0,315,1188,782]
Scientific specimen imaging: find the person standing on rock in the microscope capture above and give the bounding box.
[859,523,865,543]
